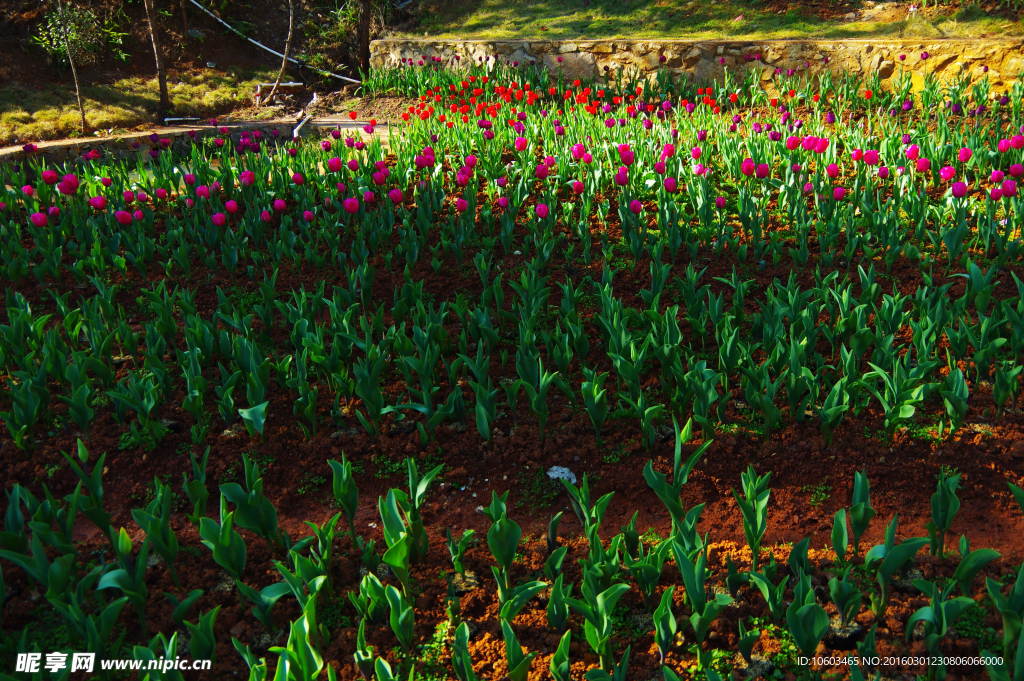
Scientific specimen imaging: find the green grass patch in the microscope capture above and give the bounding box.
[409,0,1021,40]
[1,67,277,144]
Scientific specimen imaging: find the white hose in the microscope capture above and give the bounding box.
[185,0,361,85]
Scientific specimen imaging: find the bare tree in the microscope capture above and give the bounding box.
[264,0,294,106]
[142,0,170,122]
[54,0,86,134]
[358,0,371,73]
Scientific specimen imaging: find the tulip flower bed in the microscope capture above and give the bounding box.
[4,60,1024,681]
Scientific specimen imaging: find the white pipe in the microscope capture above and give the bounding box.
[185,0,361,85]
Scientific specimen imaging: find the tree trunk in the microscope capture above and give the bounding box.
[264,0,294,106]
[358,0,371,74]
[142,0,170,123]
[55,0,87,134]
[181,0,188,39]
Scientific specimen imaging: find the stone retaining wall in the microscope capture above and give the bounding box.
[371,38,1024,93]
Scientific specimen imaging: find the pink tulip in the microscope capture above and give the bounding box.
[536,203,550,219]
[878,167,890,180]
[958,148,973,163]
[363,191,375,204]
[756,163,769,179]
[629,199,642,215]
[536,164,549,180]
[137,191,148,203]
[347,160,359,172]
[999,139,1011,153]
[48,207,60,220]
[156,188,168,200]
[1003,180,1018,198]
[100,177,112,187]
[196,185,210,199]
[664,177,678,193]
[1013,135,1024,150]
[939,166,955,182]
[212,213,227,226]
[133,209,144,222]
[786,136,800,151]
[344,197,359,213]
[951,182,968,198]
[514,137,528,152]
[906,145,920,161]
[691,147,702,160]
[572,181,584,194]
[30,212,47,227]
[240,170,256,187]
[814,138,829,154]
[582,152,593,164]
[303,210,315,222]
[851,149,863,162]
[388,188,404,205]
[225,200,238,214]
[186,198,194,208]
[991,187,1003,201]
[22,185,34,197]
[89,196,107,210]
[456,198,469,212]
[916,158,931,173]
[654,161,666,175]
[497,197,509,209]
[992,170,1005,183]
[273,199,287,212]
[261,210,272,222]
[833,186,846,200]
[740,158,755,176]
[1011,164,1024,178]
[803,183,813,194]
[826,163,839,179]
[124,190,135,203]
[715,196,726,209]
[184,173,196,185]
[115,210,133,225]
[292,173,304,185]
[465,155,478,168]
[320,140,331,151]
[864,150,879,166]
[42,170,59,185]
[327,157,342,173]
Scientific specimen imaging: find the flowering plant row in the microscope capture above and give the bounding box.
[1,63,1024,680]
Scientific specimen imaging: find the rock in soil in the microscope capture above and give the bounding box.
[824,616,865,649]
[892,567,924,594]
[736,654,775,678]
[451,570,480,595]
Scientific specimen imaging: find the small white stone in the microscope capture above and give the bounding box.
[547,466,577,485]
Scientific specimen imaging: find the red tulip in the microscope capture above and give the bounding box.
[30,212,47,227]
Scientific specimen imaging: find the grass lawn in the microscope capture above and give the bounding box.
[1,67,278,144]
[409,0,1022,40]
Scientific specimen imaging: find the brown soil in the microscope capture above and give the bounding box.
[1,141,1022,679]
